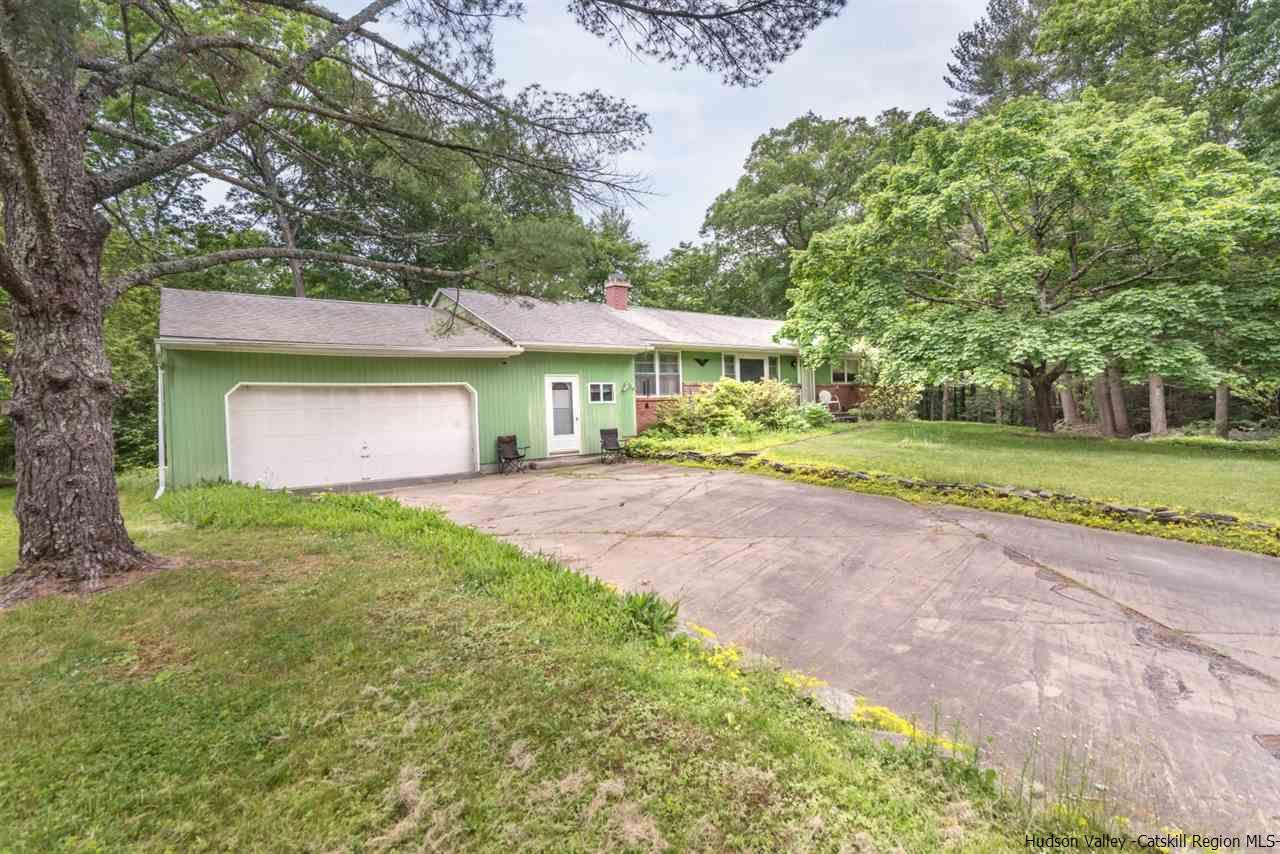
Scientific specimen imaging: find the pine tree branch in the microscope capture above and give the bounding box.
[77,36,270,105]
[0,34,55,241]
[91,0,397,201]
[105,247,481,298]
[0,244,34,307]
[89,120,452,245]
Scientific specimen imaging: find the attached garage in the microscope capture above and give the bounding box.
[226,383,478,489]
[155,288,648,492]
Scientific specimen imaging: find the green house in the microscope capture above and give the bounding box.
[155,276,867,491]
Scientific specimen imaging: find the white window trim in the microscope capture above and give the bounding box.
[832,357,860,385]
[635,350,682,398]
[588,381,616,404]
[723,353,773,381]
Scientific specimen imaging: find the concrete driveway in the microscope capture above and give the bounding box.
[386,463,1280,836]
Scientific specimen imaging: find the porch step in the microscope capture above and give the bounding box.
[529,453,604,471]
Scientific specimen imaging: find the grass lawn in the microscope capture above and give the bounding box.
[0,474,1091,852]
[744,421,1279,523]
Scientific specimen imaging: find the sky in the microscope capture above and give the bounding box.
[335,0,990,257]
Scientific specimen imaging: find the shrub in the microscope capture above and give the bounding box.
[860,384,922,421]
[799,402,835,428]
[651,379,812,436]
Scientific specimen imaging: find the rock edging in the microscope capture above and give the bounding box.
[627,447,1279,540]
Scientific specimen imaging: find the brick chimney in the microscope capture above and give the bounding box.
[604,270,631,310]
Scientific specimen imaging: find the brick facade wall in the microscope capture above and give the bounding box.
[635,396,677,432]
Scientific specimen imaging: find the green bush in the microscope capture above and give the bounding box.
[799,402,835,428]
[859,384,922,421]
[652,379,813,436]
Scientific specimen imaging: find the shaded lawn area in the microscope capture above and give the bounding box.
[0,475,1078,852]
[758,422,1280,524]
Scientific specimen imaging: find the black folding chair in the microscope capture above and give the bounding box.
[497,434,529,474]
[600,428,625,464]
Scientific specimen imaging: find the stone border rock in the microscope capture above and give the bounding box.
[628,447,1280,539]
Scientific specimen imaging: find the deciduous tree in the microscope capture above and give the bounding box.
[781,95,1278,432]
[658,109,941,317]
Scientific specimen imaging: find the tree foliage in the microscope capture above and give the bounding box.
[1039,0,1277,154]
[643,109,941,317]
[945,0,1070,118]
[782,95,1280,431]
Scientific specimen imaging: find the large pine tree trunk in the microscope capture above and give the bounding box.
[0,78,147,599]
[1092,375,1117,437]
[9,286,144,588]
[1148,375,1168,436]
[1214,382,1230,439]
[1106,364,1131,436]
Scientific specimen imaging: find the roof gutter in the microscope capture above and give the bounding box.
[155,337,524,358]
[648,341,799,354]
[516,341,651,354]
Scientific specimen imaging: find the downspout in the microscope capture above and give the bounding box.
[153,342,166,499]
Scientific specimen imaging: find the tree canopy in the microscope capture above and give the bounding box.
[781,94,1280,431]
[944,0,1068,118]
[640,108,941,317]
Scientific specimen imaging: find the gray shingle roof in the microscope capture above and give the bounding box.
[442,289,795,352]
[625,305,792,351]
[440,289,656,348]
[158,288,516,353]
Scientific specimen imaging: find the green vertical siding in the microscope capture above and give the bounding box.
[680,351,724,384]
[676,350,800,385]
[161,348,636,488]
[813,361,833,384]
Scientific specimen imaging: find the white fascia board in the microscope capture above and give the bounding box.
[156,337,523,358]
[653,341,799,354]
[517,341,653,354]
[518,341,800,355]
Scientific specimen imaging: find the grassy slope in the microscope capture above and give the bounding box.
[0,476,1078,852]
[697,422,1280,523]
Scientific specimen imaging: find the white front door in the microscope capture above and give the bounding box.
[544,375,581,454]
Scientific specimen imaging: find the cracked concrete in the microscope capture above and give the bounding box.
[385,463,1280,835]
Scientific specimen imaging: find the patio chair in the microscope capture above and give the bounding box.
[496,434,529,474]
[818,389,841,413]
[600,428,625,464]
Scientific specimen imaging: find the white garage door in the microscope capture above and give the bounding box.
[227,384,476,489]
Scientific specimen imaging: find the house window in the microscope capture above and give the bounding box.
[723,353,778,382]
[634,352,680,397]
[588,382,615,403]
[832,358,860,384]
[738,357,766,382]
